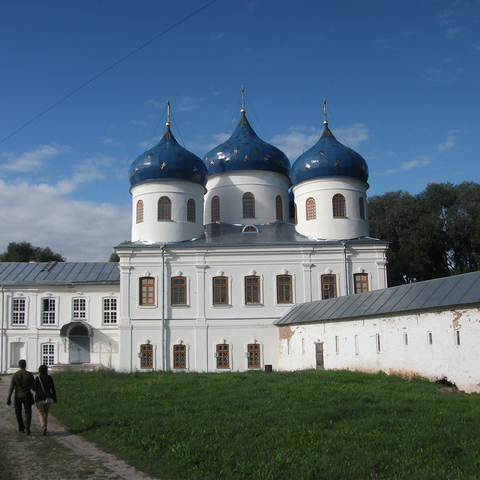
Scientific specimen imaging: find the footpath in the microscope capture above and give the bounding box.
[0,375,158,480]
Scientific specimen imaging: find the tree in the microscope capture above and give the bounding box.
[368,182,480,286]
[0,241,66,262]
[109,251,120,262]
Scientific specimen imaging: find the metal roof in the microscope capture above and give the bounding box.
[116,222,388,249]
[0,262,120,286]
[274,271,480,326]
[203,111,291,180]
[290,125,369,186]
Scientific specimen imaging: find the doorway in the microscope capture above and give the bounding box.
[68,324,90,364]
[315,342,324,370]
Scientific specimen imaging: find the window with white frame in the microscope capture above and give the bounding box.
[73,298,86,319]
[42,298,56,325]
[12,298,26,325]
[42,344,55,366]
[103,298,117,324]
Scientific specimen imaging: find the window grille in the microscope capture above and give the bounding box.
[42,344,55,366]
[187,199,196,222]
[354,273,369,293]
[174,344,187,368]
[333,194,346,218]
[136,200,144,223]
[158,196,172,220]
[306,197,316,220]
[321,275,337,299]
[140,277,155,305]
[242,192,255,218]
[140,344,153,368]
[73,298,86,319]
[276,195,283,221]
[103,298,117,324]
[247,344,261,368]
[359,197,366,220]
[245,276,260,304]
[277,275,292,303]
[42,299,56,325]
[216,344,229,368]
[172,277,187,305]
[213,277,228,305]
[211,196,220,222]
[12,298,26,325]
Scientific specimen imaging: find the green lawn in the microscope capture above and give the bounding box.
[52,369,480,480]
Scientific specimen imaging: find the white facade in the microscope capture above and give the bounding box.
[277,304,480,394]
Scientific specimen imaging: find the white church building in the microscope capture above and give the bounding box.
[2,101,477,392]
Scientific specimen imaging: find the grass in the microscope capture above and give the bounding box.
[52,369,480,480]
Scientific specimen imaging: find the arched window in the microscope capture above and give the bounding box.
[276,196,283,221]
[332,194,346,218]
[294,204,298,225]
[187,199,196,223]
[158,196,172,220]
[306,197,316,221]
[211,196,220,222]
[243,192,255,218]
[136,200,144,224]
[359,197,366,220]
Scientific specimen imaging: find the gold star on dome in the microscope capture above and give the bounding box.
[335,161,341,167]
[244,155,249,161]
[253,147,259,153]
[234,148,240,153]
[217,151,223,156]
[210,160,215,166]
[147,154,153,159]
[263,157,268,162]
[161,162,166,169]
[318,150,324,155]
[193,167,197,172]
[135,167,139,173]
[305,164,311,169]
[225,157,231,162]
[205,155,209,160]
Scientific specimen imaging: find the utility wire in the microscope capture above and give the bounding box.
[0,0,218,145]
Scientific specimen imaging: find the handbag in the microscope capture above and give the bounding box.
[38,375,54,405]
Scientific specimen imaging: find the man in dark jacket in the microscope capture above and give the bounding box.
[6,359,35,434]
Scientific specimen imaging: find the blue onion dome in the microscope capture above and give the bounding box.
[203,108,290,180]
[290,119,369,187]
[129,122,208,188]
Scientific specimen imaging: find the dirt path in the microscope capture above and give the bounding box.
[0,376,160,480]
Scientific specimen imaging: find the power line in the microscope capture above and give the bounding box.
[0,0,218,145]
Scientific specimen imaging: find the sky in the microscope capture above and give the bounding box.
[1,0,479,262]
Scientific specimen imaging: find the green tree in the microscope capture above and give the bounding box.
[0,241,66,262]
[109,251,120,262]
[368,182,480,286]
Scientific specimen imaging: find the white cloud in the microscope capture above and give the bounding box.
[332,123,370,149]
[438,131,459,152]
[271,126,315,161]
[0,143,70,173]
[379,156,431,176]
[446,27,464,38]
[0,177,131,262]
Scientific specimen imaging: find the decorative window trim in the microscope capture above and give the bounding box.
[354,273,369,294]
[139,276,156,307]
[242,225,258,234]
[12,297,27,326]
[321,274,337,300]
[136,199,144,224]
[72,297,87,321]
[211,195,220,222]
[41,297,58,326]
[246,342,262,369]
[41,343,56,366]
[306,197,316,221]
[276,195,283,222]
[171,276,188,306]
[187,198,196,223]
[276,274,293,304]
[215,341,231,370]
[213,276,230,307]
[244,275,262,305]
[333,193,346,218]
[139,343,154,369]
[242,192,255,218]
[173,342,188,369]
[102,297,118,324]
[158,196,172,221]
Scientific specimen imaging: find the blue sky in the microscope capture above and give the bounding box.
[1,0,479,261]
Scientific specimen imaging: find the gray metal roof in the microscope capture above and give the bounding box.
[117,222,388,249]
[274,271,480,326]
[0,262,120,286]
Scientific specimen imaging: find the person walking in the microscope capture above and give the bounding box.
[32,364,57,436]
[6,359,35,435]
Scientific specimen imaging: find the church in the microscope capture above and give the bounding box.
[0,98,391,375]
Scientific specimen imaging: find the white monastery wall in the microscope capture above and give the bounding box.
[277,307,480,393]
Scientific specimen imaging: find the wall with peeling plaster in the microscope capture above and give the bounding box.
[278,307,480,393]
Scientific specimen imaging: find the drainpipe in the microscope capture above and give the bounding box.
[161,245,166,371]
[342,241,348,296]
[1,285,4,373]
